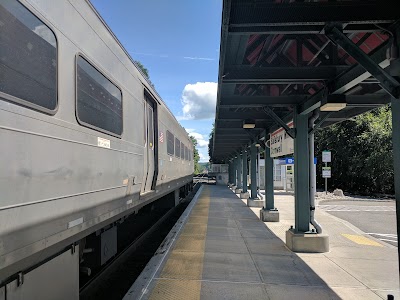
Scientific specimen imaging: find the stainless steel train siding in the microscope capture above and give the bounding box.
[0,0,193,291]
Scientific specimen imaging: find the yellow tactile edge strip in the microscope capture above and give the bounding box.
[128,185,205,300]
[341,234,383,247]
[148,186,211,300]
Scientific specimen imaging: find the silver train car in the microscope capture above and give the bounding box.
[0,0,193,297]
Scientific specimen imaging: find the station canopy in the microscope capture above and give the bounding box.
[211,0,400,163]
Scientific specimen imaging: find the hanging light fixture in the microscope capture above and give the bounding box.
[243,119,256,129]
[320,94,347,111]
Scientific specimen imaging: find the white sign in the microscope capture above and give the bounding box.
[270,122,294,158]
[322,167,331,178]
[322,150,331,163]
[97,137,110,149]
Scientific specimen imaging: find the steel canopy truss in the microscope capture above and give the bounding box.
[229,1,396,35]
[212,0,400,163]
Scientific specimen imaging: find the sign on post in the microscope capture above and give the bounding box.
[322,150,332,194]
[322,150,331,163]
[270,122,294,158]
[284,157,317,165]
[322,167,331,178]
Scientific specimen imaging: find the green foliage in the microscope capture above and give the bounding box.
[198,162,210,173]
[190,135,201,175]
[134,60,149,78]
[208,122,215,159]
[134,60,155,88]
[315,106,393,194]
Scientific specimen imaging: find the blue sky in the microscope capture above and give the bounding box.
[91,0,222,162]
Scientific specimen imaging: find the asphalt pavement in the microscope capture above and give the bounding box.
[318,200,397,247]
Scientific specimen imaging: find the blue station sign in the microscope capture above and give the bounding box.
[285,157,317,164]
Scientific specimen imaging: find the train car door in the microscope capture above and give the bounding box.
[142,93,157,193]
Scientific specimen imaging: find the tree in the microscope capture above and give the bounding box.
[208,122,215,160]
[190,135,201,175]
[315,105,393,195]
[134,60,155,88]
[134,60,149,79]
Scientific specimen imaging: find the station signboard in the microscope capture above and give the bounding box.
[322,150,331,163]
[284,157,317,164]
[322,167,331,178]
[270,122,294,158]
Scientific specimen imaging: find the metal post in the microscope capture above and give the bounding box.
[250,144,258,199]
[228,162,231,184]
[309,111,322,233]
[392,96,400,275]
[325,162,328,195]
[242,150,248,193]
[232,159,237,186]
[230,162,234,184]
[294,108,310,233]
[264,140,274,210]
[237,155,242,189]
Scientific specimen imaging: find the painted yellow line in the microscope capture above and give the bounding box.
[341,234,383,247]
[149,186,211,300]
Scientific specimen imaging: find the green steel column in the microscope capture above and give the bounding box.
[392,96,400,273]
[294,109,310,232]
[237,155,242,189]
[231,161,235,184]
[228,162,233,183]
[231,160,235,183]
[236,155,240,187]
[250,144,258,199]
[242,150,248,193]
[264,137,275,210]
[232,159,237,186]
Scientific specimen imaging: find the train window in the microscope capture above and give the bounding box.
[175,137,181,158]
[185,146,189,161]
[148,106,154,147]
[76,56,122,136]
[180,142,184,159]
[167,131,174,155]
[0,0,57,112]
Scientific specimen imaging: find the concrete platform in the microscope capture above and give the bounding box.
[247,198,264,207]
[286,228,329,253]
[260,208,279,222]
[239,192,249,199]
[234,188,242,194]
[124,185,399,300]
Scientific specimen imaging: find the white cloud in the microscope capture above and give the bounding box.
[130,52,214,61]
[180,82,217,120]
[189,132,209,148]
[186,130,209,162]
[199,152,208,162]
[33,25,56,48]
[183,56,214,61]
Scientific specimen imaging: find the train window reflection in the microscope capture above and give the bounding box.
[166,131,174,155]
[175,137,181,158]
[76,56,122,136]
[0,0,57,111]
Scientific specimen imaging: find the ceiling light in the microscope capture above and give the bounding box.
[320,94,346,112]
[320,103,347,111]
[243,119,255,129]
